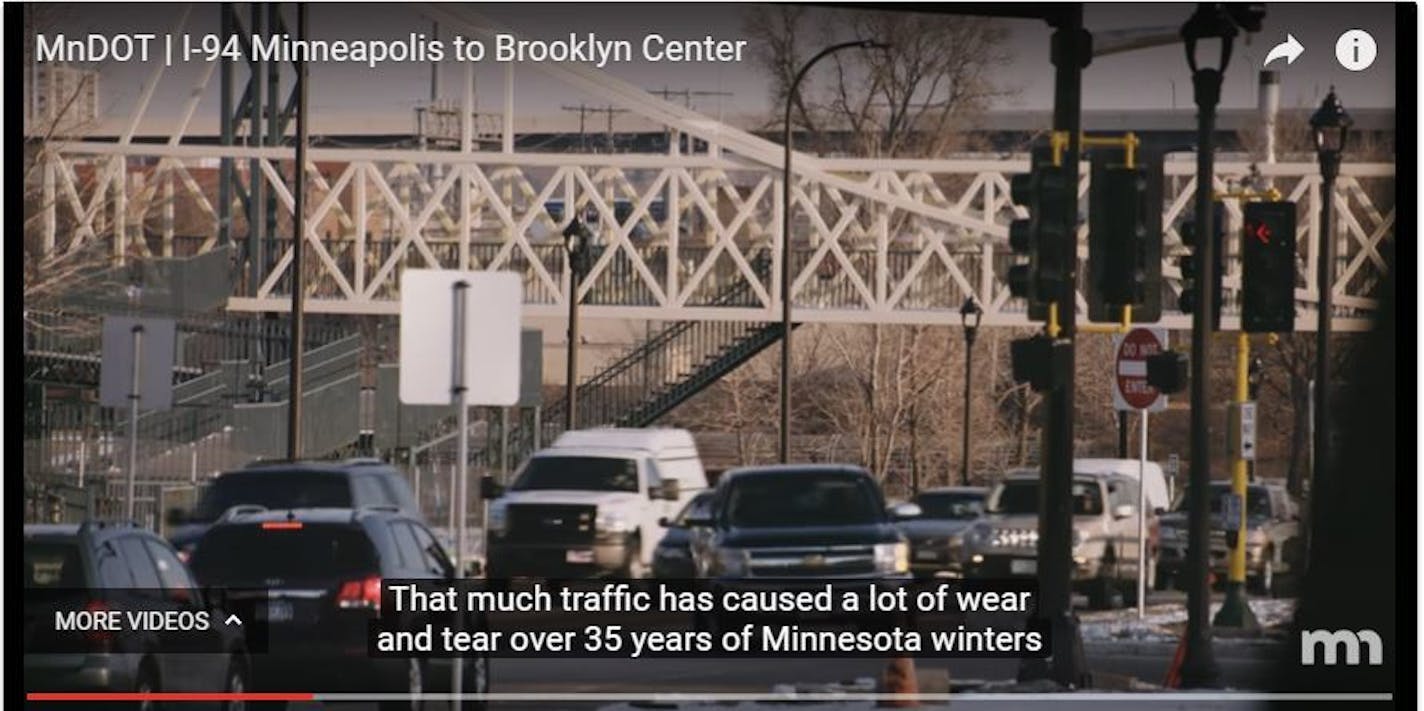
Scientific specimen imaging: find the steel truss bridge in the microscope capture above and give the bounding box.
[28,6,1393,333]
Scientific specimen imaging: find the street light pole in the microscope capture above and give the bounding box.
[1309,88,1351,510]
[959,297,982,486]
[1178,3,1236,688]
[779,39,889,464]
[563,219,592,432]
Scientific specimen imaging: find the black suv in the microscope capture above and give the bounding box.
[167,458,420,559]
[187,507,487,711]
[687,465,913,582]
[24,521,249,709]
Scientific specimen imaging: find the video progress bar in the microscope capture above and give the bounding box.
[28,691,1396,703]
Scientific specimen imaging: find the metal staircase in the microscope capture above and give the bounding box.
[414,252,790,470]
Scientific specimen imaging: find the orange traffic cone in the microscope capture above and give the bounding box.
[878,656,919,707]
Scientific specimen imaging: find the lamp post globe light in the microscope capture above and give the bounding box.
[563,218,593,431]
[1178,1,1238,688]
[777,38,889,464]
[1308,88,1351,504]
[958,296,983,486]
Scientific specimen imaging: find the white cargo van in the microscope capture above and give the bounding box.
[1074,458,1170,513]
[485,428,708,578]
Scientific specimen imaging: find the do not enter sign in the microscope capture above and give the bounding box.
[1112,327,1169,412]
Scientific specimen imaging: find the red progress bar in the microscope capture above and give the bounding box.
[28,693,315,702]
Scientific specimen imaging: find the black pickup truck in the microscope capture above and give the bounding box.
[685,464,915,583]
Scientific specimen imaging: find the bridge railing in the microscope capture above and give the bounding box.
[31,146,1393,330]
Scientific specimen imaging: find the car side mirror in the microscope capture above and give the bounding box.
[890,502,923,520]
[479,476,504,500]
[1112,504,1136,520]
[658,516,682,529]
[165,508,188,526]
[657,478,680,501]
[683,514,713,528]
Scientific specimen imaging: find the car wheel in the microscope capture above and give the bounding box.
[222,659,250,711]
[378,658,423,711]
[459,655,490,711]
[133,661,160,711]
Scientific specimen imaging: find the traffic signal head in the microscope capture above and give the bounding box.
[1011,335,1071,392]
[1005,146,1076,319]
[1175,201,1225,331]
[1088,148,1163,323]
[1145,350,1189,394]
[1241,201,1298,333]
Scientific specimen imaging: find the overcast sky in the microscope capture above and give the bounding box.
[30,3,1399,135]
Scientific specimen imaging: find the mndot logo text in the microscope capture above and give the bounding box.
[1299,629,1384,666]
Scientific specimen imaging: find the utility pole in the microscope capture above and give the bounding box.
[648,87,734,154]
[560,104,627,152]
[647,86,734,110]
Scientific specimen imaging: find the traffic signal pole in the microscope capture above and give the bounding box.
[1181,48,1223,690]
[1026,7,1091,688]
[1214,332,1259,628]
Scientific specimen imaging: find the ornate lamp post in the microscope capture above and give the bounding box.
[1307,88,1351,504]
[958,297,983,486]
[1178,2,1239,688]
[563,218,593,431]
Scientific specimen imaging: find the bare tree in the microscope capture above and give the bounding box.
[743,6,1015,158]
[22,6,131,328]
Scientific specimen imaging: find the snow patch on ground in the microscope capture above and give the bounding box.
[1079,598,1295,643]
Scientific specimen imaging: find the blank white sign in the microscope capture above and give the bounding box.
[399,270,522,406]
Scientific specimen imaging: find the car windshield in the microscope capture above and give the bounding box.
[24,542,85,588]
[192,471,351,521]
[1174,485,1273,517]
[675,493,714,525]
[913,492,985,520]
[725,473,883,528]
[511,456,639,493]
[189,524,376,584]
[989,479,1103,516]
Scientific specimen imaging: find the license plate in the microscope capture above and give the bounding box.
[264,600,294,622]
[1010,558,1037,576]
[915,550,939,561]
[565,549,595,564]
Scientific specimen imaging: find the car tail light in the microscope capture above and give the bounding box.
[85,599,112,652]
[335,576,382,612]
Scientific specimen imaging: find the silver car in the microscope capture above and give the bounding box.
[963,469,1159,609]
[895,487,987,579]
[1156,480,1302,596]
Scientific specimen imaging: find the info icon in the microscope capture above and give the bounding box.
[1335,29,1377,71]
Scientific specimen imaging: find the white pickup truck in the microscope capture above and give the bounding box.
[485,428,708,578]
